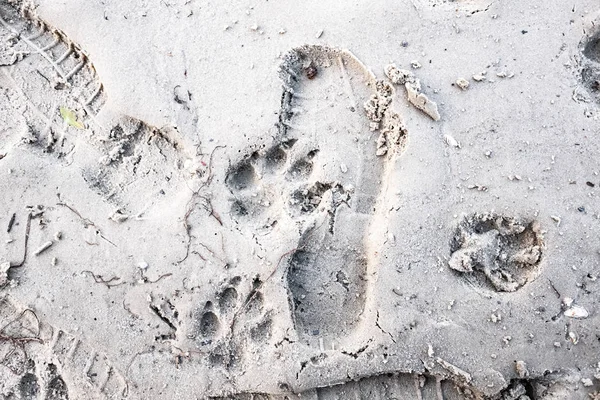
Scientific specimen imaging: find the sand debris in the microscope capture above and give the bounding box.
[375,111,407,156]
[496,71,514,78]
[435,357,472,383]
[582,378,594,387]
[385,64,440,121]
[0,261,10,287]
[411,60,422,69]
[455,78,470,90]
[363,80,407,156]
[515,360,529,378]
[364,80,393,126]
[109,209,129,223]
[444,134,460,148]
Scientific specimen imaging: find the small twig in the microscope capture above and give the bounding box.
[0,309,42,345]
[177,196,196,264]
[548,278,562,299]
[170,345,207,368]
[197,242,226,264]
[57,194,117,247]
[145,273,173,284]
[176,145,226,264]
[10,212,32,268]
[81,270,125,288]
[35,69,51,84]
[122,299,140,319]
[171,345,206,357]
[191,250,206,261]
[7,213,16,233]
[0,333,43,345]
[204,198,223,226]
[205,145,226,185]
[56,200,94,227]
[148,303,177,331]
[99,233,117,247]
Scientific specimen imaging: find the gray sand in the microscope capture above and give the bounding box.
[1,0,600,398]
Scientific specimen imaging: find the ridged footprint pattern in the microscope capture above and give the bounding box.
[0,0,191,214]
[0,294,128,399]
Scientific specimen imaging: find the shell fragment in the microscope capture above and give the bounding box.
[564,305,589,319]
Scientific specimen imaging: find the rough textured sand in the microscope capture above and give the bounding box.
[1,0,600,399]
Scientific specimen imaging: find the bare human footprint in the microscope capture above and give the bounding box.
[227,45,407,348]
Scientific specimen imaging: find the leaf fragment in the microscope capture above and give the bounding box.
[60,107,85,129]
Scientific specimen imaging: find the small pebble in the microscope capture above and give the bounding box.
[455,78,470,90]
[411,60,422,69]
[515,360,529,378]
[444,134,460,148]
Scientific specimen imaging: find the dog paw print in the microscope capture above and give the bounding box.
[448,213,544,292]
[226,140,341,229]
[192,277,243,345]
[0,295,128,399]
[186,276,273,370]
[581,28,600,104]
